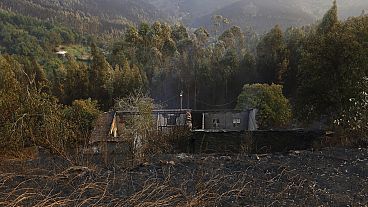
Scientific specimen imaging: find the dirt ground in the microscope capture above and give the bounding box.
[0,147,367,206]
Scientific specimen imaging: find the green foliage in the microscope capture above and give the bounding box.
[113,58,146,98]
[335,77,368,143]
[0,56,22,143]
[0,55,96,155]
[114,92,155,157]
[64,99,100,146]
[256,25,289,84]
[318,0,338,34]
[0,0,166,35]
[283,27,306,98]
[1,0,368,152]
[110,21,255,109]
[236,84,292,129]
[0,55,70,153]
[64,56,89,104]
[296,11,368,126]
[0,10,78,59]
[294,3,368,145]
[89,43,114,109]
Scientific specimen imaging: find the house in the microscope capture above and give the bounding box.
[87,110,191,155]
[87,109,258,155]
[113,109,192,134]
[191,109,258,132]
[90,109,257,143]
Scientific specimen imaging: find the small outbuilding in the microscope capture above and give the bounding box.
[191,109,258,132]
[56,50,68,57]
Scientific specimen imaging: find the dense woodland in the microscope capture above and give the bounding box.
[0,0,166,35]
[0,1,367,154]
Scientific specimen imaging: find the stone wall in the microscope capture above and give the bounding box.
[187,130,325,154]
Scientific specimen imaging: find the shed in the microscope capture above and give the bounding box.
[191,109,258,132]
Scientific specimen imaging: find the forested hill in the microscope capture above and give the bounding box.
[191,0,368,33]
[143,0,239,23]
[0,1,367,155]
[1,0,367,36]
[193,0,315,34]
[0,0,167,34]
[0,9,79,58]
[145,0,368,34]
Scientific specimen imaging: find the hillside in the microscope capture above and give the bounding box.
[144,0,239,23]
[296,0,368,19]
[193,0,315,33]
[0,0,167,34]
[145,0,368,33]
[1,0,367,35]
[0,9,78,58]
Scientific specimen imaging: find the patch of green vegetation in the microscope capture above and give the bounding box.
[60,45,91,61]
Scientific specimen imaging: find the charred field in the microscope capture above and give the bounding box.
[0,148,367,207]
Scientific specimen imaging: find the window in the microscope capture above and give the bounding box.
[167,114,177,126]
[233,118,241,128]
[213,118,220,128]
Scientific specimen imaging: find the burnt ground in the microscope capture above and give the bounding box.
[0,148,367,206]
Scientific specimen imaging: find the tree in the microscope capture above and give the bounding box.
[64,99,100,146]
[89,42,113,109]
[219,26,245,57]
[318,0,338,34]
[0,55,73,154]
[194,27,209,47]
[211,15,230,37]
[114,92,155,158]
[256,25,289,84]
[335,77,368,143]
[283,27,306,98]
[171,24,189,43]
[296,3,368,126]
[219,49,240,101]
[64,56,89,104]
[112,64,126,98]
[18,57,50,92]
[0,55,21,132]
[236,84,292,129]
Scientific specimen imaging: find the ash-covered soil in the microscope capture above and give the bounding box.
[0,148,367,206]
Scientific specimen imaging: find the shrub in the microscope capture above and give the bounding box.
[64,99,101,146]
[236,84,292,129]
[0,55,98,156]
[334,77,368,145]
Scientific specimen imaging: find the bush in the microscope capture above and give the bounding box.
[64,99,101,146]
[236,84,292,129]
[334,77,368,145]
[0,56,64,154]
[0,55,99,156]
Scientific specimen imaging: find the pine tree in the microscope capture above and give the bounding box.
[64,56,89,104]
[51,64,66,103]
[122,58,145,94]
[318,0,338,34]
[89,42,113,109]
[113,64,125,98]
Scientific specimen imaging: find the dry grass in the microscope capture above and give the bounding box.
[0,167,252,206]
[0,148,367,206]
